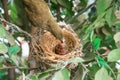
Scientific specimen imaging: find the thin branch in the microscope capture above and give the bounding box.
[0,66,40,70]
[66,2,96,24]
[80,63,89,80]
[0,18,32,38]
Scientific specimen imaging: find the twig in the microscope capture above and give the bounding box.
[66,2,96,24]
[107,65,117,80]
[0,66,40,70]
[0,18,32,38]
[80,62,89,80]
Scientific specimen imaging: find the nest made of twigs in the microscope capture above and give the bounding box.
[30,23,83,69]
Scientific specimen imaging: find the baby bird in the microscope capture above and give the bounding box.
[54,43,67,55]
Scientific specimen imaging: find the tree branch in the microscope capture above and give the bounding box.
[67,2,96,24]
[0,66,40,70]
[0,17,32,37]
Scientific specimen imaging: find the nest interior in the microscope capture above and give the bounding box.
[29,24,83,69]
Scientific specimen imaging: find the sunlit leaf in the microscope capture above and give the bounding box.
[8,45,20,56]
[105,8,114,27]
[0,43,8,53]
[108,49,120,62]
[94,19,105,28]
[0,56,5,63]
[0,25,6,38]
[39,72,50,80]
[10,55,19,66]
[96,0,108,15]
[95,67,109,80]
[68,57,84,63]
[117,74,120,80]
[51,0,57,4]
[93,38,101,50]
[115,23,120,27]
[102,27,111,36]
[6,32,16,46]
[114,32,120,48]
[52,68,70,80]
[39,68,55,79]
[30,75,39,80]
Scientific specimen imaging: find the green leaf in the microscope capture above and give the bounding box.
[83,52,96,61]
[39,68,55,79]
[0,70,6,78]
[96,56,108,68]
[0,43,8,53]
[10,55,19,66]
[30,75,39,80]
[105,8,115,26]
[114,32,120,48]
[102,27,111,36]
[0,25,6,38]
[117,74,120,80]
[94,18,105,28]
[6,32,16,46]
[115,23,120,27]
[96,0,108,15]
[57,0,72,10]
[8,45,20,56]
[52,68,70,80]
[107,49,120,62]
[93,38,101,50]
[0,56,5,63]
[51,0,57,4]
[95,67,109,80]
[8,2,19,24]
[68,57,84,63]
[88,64,100,79]
[39,72,50,80]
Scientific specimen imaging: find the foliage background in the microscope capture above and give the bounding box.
[0,0,120,80]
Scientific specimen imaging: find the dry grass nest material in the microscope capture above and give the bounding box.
[30,24,83,68]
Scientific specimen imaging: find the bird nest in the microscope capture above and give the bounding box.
[30,23,83,69]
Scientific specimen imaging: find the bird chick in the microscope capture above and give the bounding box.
[54,43,67,55]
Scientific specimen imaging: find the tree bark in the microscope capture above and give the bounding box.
[23,0,63,41]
